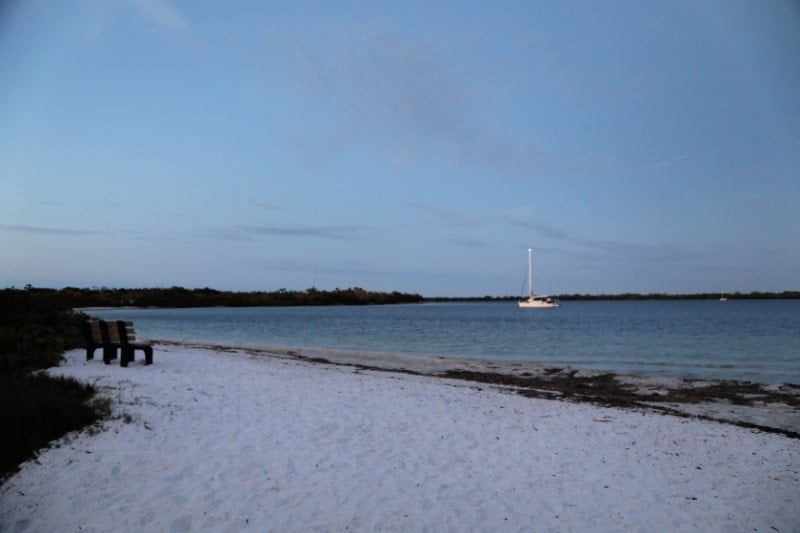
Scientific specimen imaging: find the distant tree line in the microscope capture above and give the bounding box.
[3,285,424,309]
[557,291,800,301]
[426,291,800,302]
[2,286,798,311]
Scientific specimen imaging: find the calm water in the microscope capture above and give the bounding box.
[86,300,800,385]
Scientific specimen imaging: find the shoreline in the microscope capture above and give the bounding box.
[158,339,800,438]
[82,299,800,386]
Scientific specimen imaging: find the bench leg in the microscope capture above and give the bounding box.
[103,346,116,364]
[144,347,153,365]
[120,347,131,367]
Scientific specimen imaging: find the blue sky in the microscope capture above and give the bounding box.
[2,1,799,297]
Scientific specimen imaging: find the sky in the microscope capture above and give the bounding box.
[1,1,799,297]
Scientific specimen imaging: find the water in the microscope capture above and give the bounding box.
[86,300,800,385]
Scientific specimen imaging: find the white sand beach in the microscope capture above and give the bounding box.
[1,344,798,532]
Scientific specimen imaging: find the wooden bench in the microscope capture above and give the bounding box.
[82,320,153,367]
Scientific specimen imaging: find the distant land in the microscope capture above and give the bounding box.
[430,291,800,302]
[3,286,799,309]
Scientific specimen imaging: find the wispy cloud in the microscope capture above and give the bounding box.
[37,200,65,207]
[504,213,699,263]
[87,0,191,46]
[406,202,482,228]
[504,213,572,241]
[646,153,687,172]
[251,257,388,278]
[128,0,188,33]
[279,18,537,178]
[248,256,452,286]
[405,204,493,249]
[249,200,284,212]
[0,223,103,236]
[583,239,699,263]
[238,224,369,241]
[446,234,493,249]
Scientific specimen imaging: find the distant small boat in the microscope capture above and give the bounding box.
[518,248,559,309]
[719,293,727,301]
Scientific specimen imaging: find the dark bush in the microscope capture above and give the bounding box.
[0,287,104,482]
[0,287,87,374]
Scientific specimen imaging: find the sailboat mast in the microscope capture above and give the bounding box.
[528,248,532,298]
[518,247,559,308]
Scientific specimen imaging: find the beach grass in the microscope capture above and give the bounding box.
[0,288,106,482]
[0,373,106,478]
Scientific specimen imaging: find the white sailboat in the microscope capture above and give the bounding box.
[518,248,559,309]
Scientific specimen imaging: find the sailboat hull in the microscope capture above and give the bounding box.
[518,297,559,308]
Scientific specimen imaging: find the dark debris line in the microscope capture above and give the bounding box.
[298,355,800,440]
[438,369,800,440]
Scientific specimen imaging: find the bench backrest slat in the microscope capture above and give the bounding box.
[86,319,141,344]
[105,322,121,343]
[122,321,136,341]
[89,321,103,343]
